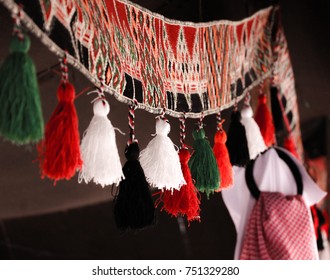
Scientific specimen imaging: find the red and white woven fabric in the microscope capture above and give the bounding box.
[240,191,318,260]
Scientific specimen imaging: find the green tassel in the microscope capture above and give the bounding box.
[188,128,220,198]
[0,35,44,144]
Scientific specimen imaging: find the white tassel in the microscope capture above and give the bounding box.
[140,118,186,191]
[240,104,267,160]
[78,99,124,187]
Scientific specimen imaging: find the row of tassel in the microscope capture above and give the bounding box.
[0,24,296,231]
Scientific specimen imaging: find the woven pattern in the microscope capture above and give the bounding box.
[0,0,279,116]
[271,9,302,156]
[240,192,318,260]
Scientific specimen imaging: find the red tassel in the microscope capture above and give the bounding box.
[213,130,233,190]
[283,135,300,160]
[161,148,201,222]
[254,94,275,147]
[38,82,82,182]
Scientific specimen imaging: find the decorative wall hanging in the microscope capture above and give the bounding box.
[159,115,201,223]
[188,114,220,197]
[271,11,302,157]
[140,115,185,191]
[0,2,295,118]
[38,56,82,183]
[0,0,303,159]
[226,106,249,167]
[240,93,267,160]
[114,102,155,230]
[0,5,44,144]
[212,112,233,190]
[78,84,124,187]
[254,88,275,147]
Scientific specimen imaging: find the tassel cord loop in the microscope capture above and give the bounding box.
[179,112,187,149]
[216,110,225,132]
[60,52,69,84]
[12,4,24,40]
[127,99,138,145]
[198,111,204,131]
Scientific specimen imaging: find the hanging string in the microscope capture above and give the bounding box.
[233,96,239,112]
[158,106,167,120]
[216,110,225,131]
[244,91,251,105]
[86,80,125,136]
[179,112,187,149]
[258,78,265,96]
[60,53,68,83]
[98,79,105,97]
[74,86,92,100]
[198,111,204,130]
[87,78,106,103]
[128,99,138,145]
[12,5,23,40]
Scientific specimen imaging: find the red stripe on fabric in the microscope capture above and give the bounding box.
[183,26,197,59]
[236,23,244,46]
[165,23,181,58]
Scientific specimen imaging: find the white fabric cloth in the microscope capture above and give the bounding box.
[222,147,327,259]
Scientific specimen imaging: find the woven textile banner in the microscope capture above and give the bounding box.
[0,0,300,149]
[0,0,274,115]
[271,11,302,155]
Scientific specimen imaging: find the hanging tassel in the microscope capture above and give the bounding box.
[240,93,267,160]
[270,86,285,133]
[283,134,300,160]
[226,104,250,166]
[213,112,233,190]
[114,101,155,230]
[188,113,220,198]
[78,86,124,187]
[38,56,82,182]
[254,92,275,147]
[0,9,44,144]
[140,110,185,191]
[160,114,201,222]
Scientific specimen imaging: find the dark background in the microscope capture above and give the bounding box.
[0,0,329,259]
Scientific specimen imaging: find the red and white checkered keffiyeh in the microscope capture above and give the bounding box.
[240,191,318,260]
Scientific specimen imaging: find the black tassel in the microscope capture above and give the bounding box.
[114,142,155,230]
[270,86,285,132]
[226,110,250,166]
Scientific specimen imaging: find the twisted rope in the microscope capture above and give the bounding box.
[179,113,187,149]
[128,99,138,145]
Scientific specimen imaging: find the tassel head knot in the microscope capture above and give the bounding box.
[125,142,140,161]
[231,110,242,122]
[258,94,267,104]
[57,82,75,102]
[178,148,191,164]
[241,105,253,118]
[193,127,205,140]
[93,98,109,117]
[214,130,227,144]
[10,35,30,53]
[156,118,170,135]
